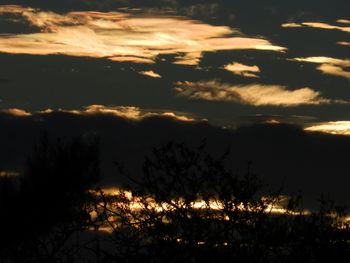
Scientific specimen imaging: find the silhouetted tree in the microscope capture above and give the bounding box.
[94,141,350,263]
[0,138,349,263]
[0,134,101,262]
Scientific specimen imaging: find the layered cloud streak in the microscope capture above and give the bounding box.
[175,81,335,107]
[0,5,285,65]
[291,57,350,81]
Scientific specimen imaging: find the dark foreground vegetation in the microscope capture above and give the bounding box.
[0,136,349,263]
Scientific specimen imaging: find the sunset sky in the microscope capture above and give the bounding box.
[1,1,350,207]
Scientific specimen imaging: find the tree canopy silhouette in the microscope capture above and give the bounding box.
[0,138,349,263]
[0,134,100,262]
[94,141,350,263]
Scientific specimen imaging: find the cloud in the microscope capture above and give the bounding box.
[337,19,350,24]
[0,105,201,122]
[0,5,286,65]
[301,22,350,33]
[337,41,350,46]
[282,21,350,33]
[305,121,350,136]
[291,57,350,80]
[55,105,198,122]
[223,62,260,78]
[0,5,36,13]
[175,81,331,107]
[0,108,32,117]
[281,23,303,28]
[316,64,350,80]
[138,70,161,78]
[291,57,350,67]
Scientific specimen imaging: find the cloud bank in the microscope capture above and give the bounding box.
[0,5,285,65]
[175,81,331,107]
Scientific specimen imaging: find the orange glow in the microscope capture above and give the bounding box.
[175,81,330,106]
[0,5,285,65]
[265,119,281,124]
[0,171,20,177]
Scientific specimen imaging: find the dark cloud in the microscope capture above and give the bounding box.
[1,108,350,209]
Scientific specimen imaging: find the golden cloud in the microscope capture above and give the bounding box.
[0,5,285,65]
[316,64,350,80]
[282,21,350,33]
[337,41,350,46]
[138,70,161,78]
[291,57,350,67]
[305,121,350,135]
[281,23,303,28]
[0,108,32,117]
[0,5,36,13]
[223,62,260,78]
[291,57,350,80]
[175,81,331,107]
[301,22,350,33]
[56,105,198,122]
[337,19,350,24]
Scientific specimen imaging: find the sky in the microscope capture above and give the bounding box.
[0,1,350,207]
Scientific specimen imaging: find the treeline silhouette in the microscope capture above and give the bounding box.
[0,136,349,262]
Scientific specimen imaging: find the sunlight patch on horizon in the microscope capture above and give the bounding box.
[0,5,285,66]
[305,121,350,135]
[90,188,310,233]
[175,81,333,107]
[223,62,260,78]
